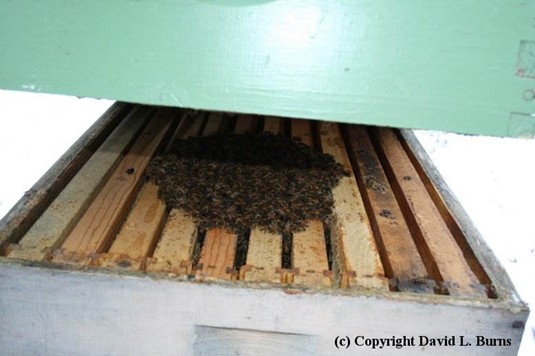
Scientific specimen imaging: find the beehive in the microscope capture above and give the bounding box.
[0,103,528,355]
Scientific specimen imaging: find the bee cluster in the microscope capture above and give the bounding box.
[147,132,346,234]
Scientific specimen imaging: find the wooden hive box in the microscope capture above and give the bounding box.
[0,103,528,355]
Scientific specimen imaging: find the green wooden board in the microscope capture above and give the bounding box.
[0,0,534,137]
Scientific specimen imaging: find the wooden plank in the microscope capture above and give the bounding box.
[203,112,224,136]
[144,113,206,274]
[234,114,256,134]
[8,105,150,261]
[146,209,198,275]
[292,220,331,288]
[239,118,286,283]
[289,119,331,288]
[291,119,314,147]
[98,181,167,270]
[196,228,237,280]
[51,109,174,265]
[373,128,486,297]
[240,228,282,283]
[97,110,193,270]
[263,116,282,134]
[346,126,432,293]
[193,112,238,280]
[0,102,131,255]
[169,111,200,140]
[400,129,498,297]
[182,111,205,138]
[318,123,387,290]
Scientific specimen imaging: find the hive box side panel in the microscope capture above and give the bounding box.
[0,262,527,355]
[0,1,533,137]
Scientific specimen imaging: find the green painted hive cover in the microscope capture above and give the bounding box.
[0,1,534,137]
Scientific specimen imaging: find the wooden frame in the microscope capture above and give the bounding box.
[0,105,528,355]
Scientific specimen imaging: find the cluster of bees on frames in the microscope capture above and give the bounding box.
[147,132,347,234]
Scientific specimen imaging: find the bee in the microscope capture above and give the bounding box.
[146,129,346,235]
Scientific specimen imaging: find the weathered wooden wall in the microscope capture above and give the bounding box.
[0,262,528,355]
